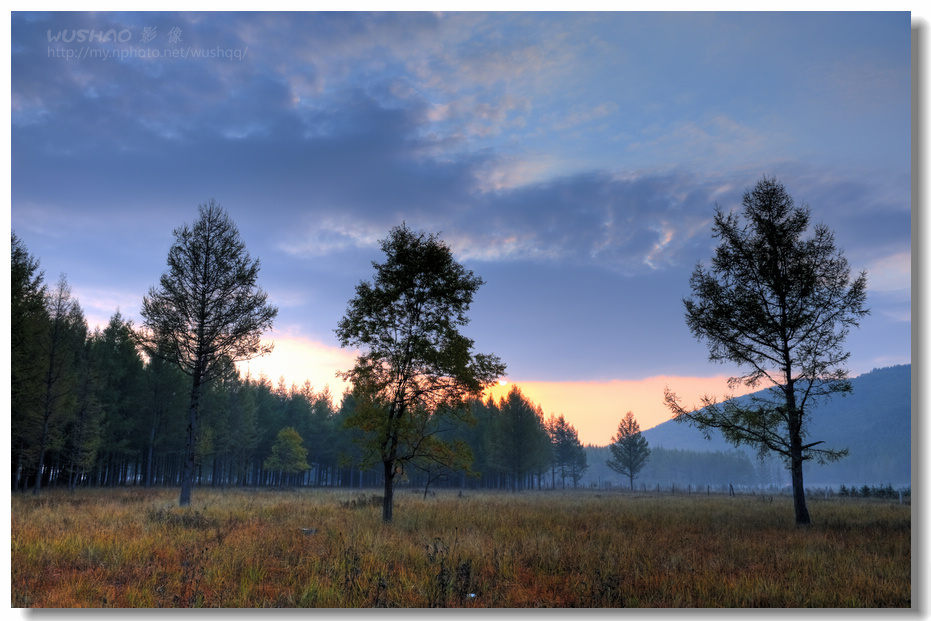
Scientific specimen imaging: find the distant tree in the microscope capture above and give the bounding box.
[94,311,146,487]
[567,441,589,488]
[137,200,278,506]
[64,328,104,491]
[607,411,651,490]
[663,177,868,526]
[547,414,588,488]
[335,224,505,522]
[264,427,310,486]
[489,386,551,491]
[139,348,189,488]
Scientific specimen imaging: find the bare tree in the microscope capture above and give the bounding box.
[138,200,278,506]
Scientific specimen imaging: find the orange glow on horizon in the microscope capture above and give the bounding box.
[239,334,755,448]
[484,375,756,446]
[237,332,356,396]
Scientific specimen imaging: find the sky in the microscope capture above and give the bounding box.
[9,9,915,446]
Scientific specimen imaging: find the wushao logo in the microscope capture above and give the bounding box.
[47,29,132,43]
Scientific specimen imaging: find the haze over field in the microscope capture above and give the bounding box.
[11,11,913,444]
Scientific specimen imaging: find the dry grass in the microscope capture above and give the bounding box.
[11,487,910,608]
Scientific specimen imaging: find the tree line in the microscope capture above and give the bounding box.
[11,226,592,497]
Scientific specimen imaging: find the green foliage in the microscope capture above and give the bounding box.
[30,275,88,494]
[335,224,505,521]
[138,200,278,383]
[264,427,310,482]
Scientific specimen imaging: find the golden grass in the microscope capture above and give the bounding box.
[11,487,910,608]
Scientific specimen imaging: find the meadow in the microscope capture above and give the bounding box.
[11,487,910,608]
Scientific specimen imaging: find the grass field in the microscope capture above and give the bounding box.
[10,487,910,608]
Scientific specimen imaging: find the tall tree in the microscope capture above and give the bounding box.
[663,177,868,525]
[137,200,278,506]
[11,233,48,490]
[606,411,651,490]
[65,329,104,491]
[335,224,505,522]
[33,275,86,494]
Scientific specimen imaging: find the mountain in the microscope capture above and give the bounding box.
[639,365,911,487]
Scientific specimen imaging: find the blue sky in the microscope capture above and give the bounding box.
[9,10,914,443]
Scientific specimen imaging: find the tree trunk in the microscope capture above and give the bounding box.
[179,374,203,507]
[382,460,395,523]
[33,414,51,496]
[790,450,811,525]
[785,382,811,526]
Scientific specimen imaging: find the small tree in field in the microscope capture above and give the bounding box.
[606,411,651,490]
[664,177,868,526]
[138,200,278,507]
[336,224,505,523]
[264,427,310,486]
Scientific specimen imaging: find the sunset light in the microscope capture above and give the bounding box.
[483,374,756,446]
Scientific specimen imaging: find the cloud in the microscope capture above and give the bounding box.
[866,251,911,295]
[551,101,619,131]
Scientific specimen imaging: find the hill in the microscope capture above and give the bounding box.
[637,364,911,487]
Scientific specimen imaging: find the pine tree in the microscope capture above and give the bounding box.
[138,200,278,506]
[664,177,868,525]
[607,411,651,490]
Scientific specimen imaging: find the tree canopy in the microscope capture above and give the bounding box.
[336,224,505,522]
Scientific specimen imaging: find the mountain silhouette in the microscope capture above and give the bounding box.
[640,365,911,487]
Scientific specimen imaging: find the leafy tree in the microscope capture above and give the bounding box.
[264,427,310,486]
[335,224,505,522]
[606,411,651,490]
[137,200,278,506]
[663,177,868,525]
